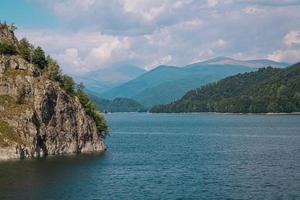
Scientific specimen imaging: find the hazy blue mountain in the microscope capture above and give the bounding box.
[101,57,288,106]
[74,65,146,94]
[100,65,184,99]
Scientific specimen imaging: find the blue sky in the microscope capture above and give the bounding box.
[1,0,300,74]
[0,0,58,28]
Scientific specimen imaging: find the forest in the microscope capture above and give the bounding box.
[151,63,300,113]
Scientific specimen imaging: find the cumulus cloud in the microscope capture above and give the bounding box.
[267,30,300,62]
[207,0,219,7]
[283,31,300,47]
[243,7,265,14]
[267,49,300,62]
[16,0,300,74]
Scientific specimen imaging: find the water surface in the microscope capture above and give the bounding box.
[0,113,300,199]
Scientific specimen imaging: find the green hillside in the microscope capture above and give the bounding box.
[89,95,146,112]
[151,63,300,113]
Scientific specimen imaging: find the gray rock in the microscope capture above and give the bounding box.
[0,58,106,160]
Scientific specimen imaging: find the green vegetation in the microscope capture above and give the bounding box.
[89,94,147,113]
[18,38,32,61]
[0,42,17,55]
[62,75,75,95]
[76,84,108,136]
[32,46,47,70]
[0,120,20,146]
[44,56,62,82]
[21,43,109,135]
[151,63,300,113]
[0,22,109,137]
[101,59,288,106]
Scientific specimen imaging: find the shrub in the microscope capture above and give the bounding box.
[0,42,17,55]
[44,56,62,82]
[32,46,47,69]
[76,83,108,136]
[18,38,32,61]
[62,75,75,95]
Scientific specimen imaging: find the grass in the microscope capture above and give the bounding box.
[0,120,21,147]
[0,95,30,147]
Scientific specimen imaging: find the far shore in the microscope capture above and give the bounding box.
[105,112,300,115]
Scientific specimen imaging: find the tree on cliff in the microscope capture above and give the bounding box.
[62,75,75,95]
[0,42,17,55]
[45,56,62,82]
[76,83,108,136]
[32,46,47,69]
[18,38,32,62]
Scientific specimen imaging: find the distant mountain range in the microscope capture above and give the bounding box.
[151,62,300,113]
[100,57,289,106]
[73,64,146,94]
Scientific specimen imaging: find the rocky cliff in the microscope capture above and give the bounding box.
[0,24,106,160]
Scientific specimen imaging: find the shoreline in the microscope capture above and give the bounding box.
[129,112,300,115]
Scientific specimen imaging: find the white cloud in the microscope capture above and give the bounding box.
[267,30,300,62]
[243,7,265,14]
[207,0,218,7]
[17,0,300,74]
[177,19,203,29]
[267,49,300,62]
[145,55,173,70]
[122,0,167,21]
[214,39,227,47]
[56,48,86,73]
[283,30,300,47]
[17,29,133,74]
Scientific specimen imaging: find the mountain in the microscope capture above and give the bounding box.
[101,57,289,106]
[198,57,289,68]
[74,64,146,94]
[0,23,107,160]
[101,65,183,99]
[89,95,146,112]
[151,63,300,113]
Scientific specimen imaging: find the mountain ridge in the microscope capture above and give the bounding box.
[100,57,288,106]
[151,63,300,113]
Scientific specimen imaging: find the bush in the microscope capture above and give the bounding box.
[18,38,32,61]
[44,56,62,82]
[76,83,108,136]
[0,42,17,55]
[32,46,47,69]
[62,75,75,95]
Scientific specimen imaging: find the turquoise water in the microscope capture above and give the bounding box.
[0,113,300,199]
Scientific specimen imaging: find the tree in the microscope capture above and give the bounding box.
[45,56,62,82]
[76,83,90,108]
[76,83,108,136]
[62,75,75,95]
[32,46,47,69]
[18,38,32,61]
[94,111,108,137]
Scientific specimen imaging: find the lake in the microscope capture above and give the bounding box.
[0,113,300,199]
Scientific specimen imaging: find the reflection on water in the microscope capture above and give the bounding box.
[0,113,300,200]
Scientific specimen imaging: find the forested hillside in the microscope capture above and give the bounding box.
[151,63,300,113]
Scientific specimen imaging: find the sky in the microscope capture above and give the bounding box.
[1,0,300,75]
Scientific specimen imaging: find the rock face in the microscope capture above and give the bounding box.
[0,25,106,160]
